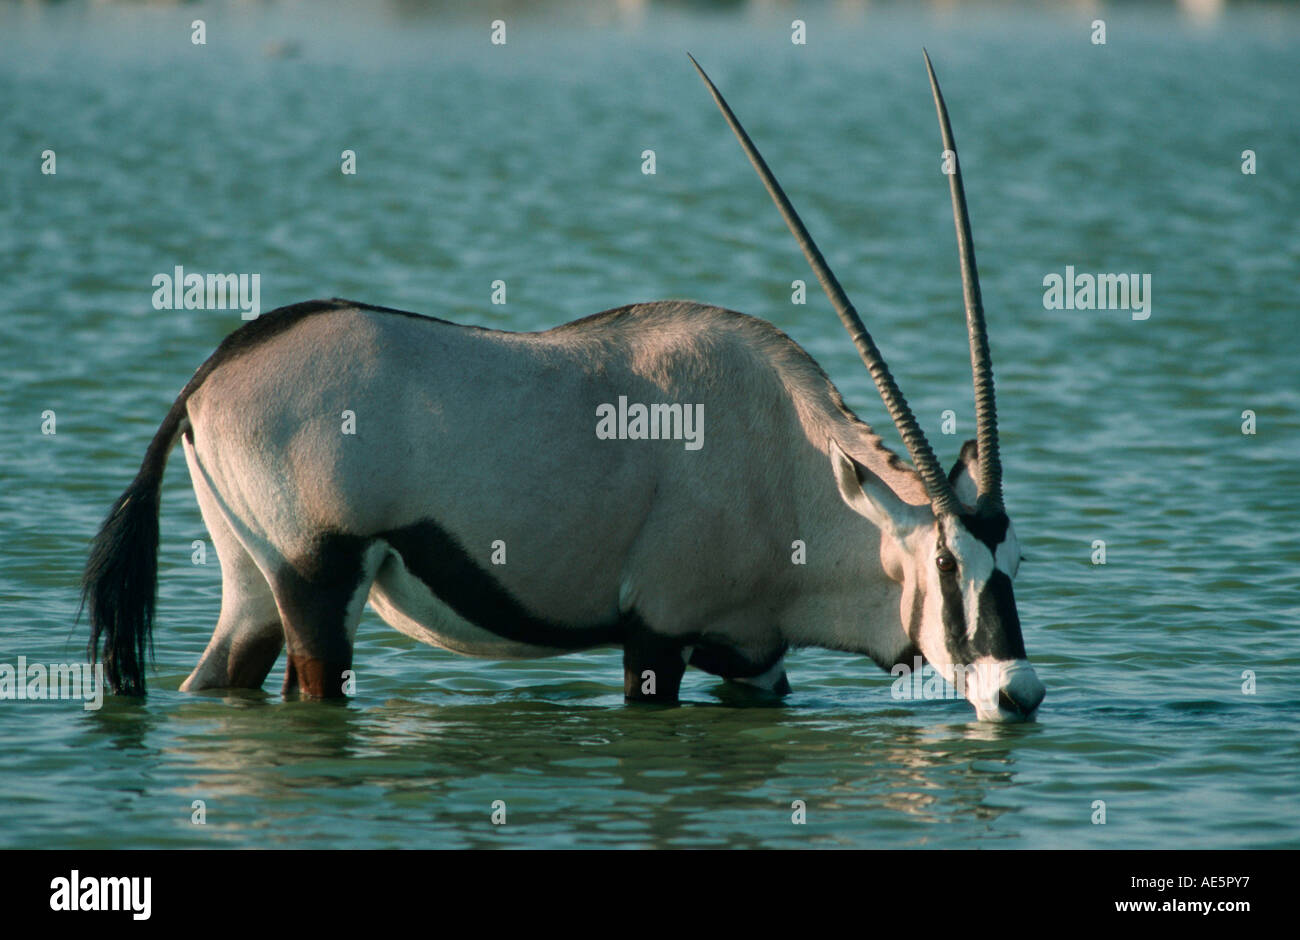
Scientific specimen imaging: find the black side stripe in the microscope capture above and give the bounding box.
[379,518,623,650]
[689,640,788,680]
[381,517,791,672]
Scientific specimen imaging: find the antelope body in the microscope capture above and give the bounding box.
[83,54,1045,721]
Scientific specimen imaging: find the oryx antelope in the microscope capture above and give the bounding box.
[83,53,1045,721]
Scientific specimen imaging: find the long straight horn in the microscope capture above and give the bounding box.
[688,54,959,517]
[923,50,1003,514]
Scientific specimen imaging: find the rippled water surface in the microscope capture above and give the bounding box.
[1,2,1297,849]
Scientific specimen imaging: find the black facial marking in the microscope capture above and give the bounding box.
[959,511,1009,555]
[937,556,967,648]
[971,571,1027,660]
[934,513,1023,661]
[907,577,925,649]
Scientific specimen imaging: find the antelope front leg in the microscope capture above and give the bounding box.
[622,628,686,703]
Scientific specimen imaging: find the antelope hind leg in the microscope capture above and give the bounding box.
[273,535,385,700]
[180,437,284,692]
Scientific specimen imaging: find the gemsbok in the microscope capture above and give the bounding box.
[83,52,1046,721]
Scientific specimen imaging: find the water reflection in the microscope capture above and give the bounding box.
[137,688,1046,847]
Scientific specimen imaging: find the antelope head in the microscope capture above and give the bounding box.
[691,51,1046,721]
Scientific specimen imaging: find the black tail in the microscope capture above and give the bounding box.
[82,397,189,695]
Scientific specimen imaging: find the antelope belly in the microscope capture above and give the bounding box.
[366,551,573,660]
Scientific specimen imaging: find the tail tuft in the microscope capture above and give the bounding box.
[81,399,188,696]
[82,475,163,695]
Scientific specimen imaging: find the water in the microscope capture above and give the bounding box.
[1,1,1297,849]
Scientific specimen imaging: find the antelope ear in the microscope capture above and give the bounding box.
[948,439,980,509]
[829,438,924,536]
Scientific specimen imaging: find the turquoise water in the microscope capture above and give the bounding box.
[1,1,1297,848]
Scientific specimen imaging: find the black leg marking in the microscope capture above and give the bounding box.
[623,624,685,704]
[274,532,370,699]
[226,623,284,688]
[282,656,300,696]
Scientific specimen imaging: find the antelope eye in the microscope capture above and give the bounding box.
[936,553,956,573]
